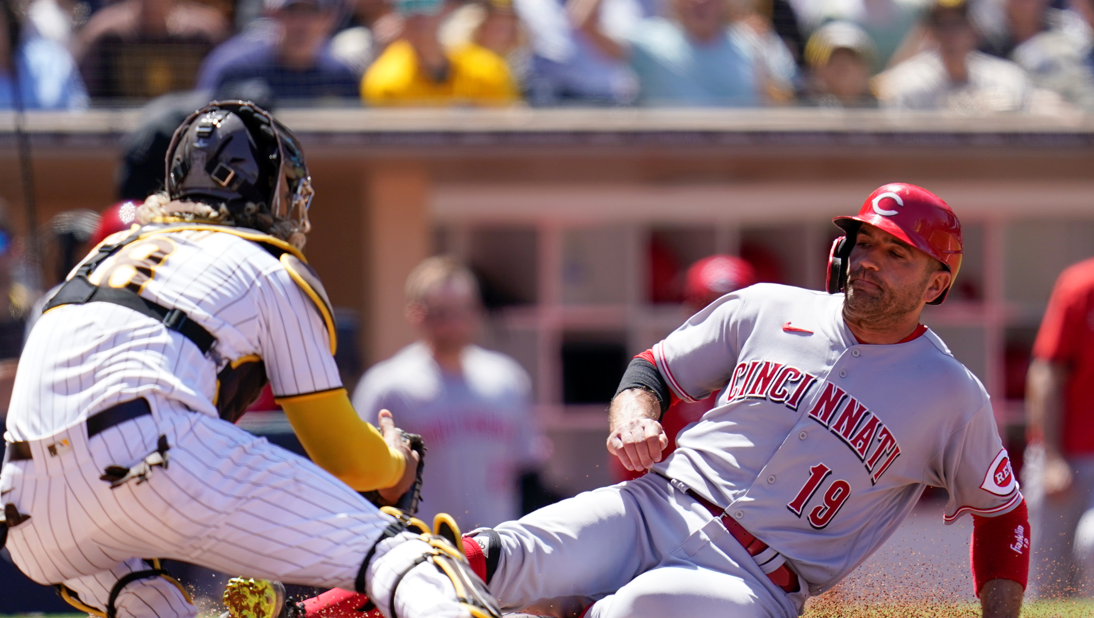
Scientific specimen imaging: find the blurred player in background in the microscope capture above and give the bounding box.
[353,256,550,530]
[1026,255,1094,597]
[615,254,756,482]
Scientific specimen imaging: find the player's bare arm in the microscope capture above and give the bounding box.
[607,388,668,472]
[980,578,1023,618]
[1026,358,1072,495]
[376,409,421,504]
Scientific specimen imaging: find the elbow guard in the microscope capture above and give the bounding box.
[278,388,406,491]
[971,498,1030,596]
[614,351,671,418]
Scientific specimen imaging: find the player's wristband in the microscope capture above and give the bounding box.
[614,353,671,418]
[970,498,1029,596]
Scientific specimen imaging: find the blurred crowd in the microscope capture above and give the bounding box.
[0,0,1090,110]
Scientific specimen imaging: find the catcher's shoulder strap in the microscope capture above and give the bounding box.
[146,223,337,354]
[41,224,299,356]
[43,225,218,354]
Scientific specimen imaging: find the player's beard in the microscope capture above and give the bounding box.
[842,267,928,331]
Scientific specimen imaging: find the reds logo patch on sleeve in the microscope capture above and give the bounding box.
[981,449,1018,496]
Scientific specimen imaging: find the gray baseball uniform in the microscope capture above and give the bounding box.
[485,283,1021,618]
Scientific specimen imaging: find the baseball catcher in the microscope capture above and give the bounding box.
[0,100,498,618]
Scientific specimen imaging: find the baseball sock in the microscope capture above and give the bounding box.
[462,537,488,582]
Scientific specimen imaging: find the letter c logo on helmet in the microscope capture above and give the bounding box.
[828,182,964,305]
[870,192,904,216]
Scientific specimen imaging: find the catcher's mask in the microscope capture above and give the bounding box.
[826,182,963,305]
[165,100,314,244]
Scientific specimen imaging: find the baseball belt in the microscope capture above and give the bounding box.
[663,475,800,594]
[3,398,153,463]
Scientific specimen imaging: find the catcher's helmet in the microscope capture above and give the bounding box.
[165,100,313,246]
[827,183,963,305]
[684,255,757,310]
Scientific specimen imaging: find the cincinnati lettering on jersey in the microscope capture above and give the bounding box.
[726,360,901,484]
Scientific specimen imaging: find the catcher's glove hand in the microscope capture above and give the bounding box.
[363,430,426,515]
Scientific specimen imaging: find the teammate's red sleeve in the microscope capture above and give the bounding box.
[970,498,1029,596]
[1032,268,1084,363]
[634,349,679,407]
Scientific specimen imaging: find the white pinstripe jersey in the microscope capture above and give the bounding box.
[6,225,341,442]
[650,283,1021,594]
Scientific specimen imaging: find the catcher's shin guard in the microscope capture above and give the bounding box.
[360,507,501,618]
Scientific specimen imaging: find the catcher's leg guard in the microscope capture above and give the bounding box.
[361,508,501,618]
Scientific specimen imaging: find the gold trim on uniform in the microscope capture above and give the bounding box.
[275,387,346,405]
[279,253,337,355]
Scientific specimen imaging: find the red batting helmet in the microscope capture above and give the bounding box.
[684,255,758,310]
[87,201,140,248]
[827,183,963,305]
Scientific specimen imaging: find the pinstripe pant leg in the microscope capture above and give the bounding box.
[6,409,448,616]
[5,411,390,596]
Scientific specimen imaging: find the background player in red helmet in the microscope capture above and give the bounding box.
[615,255,757,482]
[459,182,1027,618]
[87,201,140,249]
[683,255,759,310]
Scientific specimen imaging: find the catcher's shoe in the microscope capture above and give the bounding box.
[222,578,305,618]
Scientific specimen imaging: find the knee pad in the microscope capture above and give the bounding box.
[59,561,194,618]
[359,509,500,618]
[107,562,194,618]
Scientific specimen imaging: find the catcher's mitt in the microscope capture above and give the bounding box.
[362,430,426,515]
